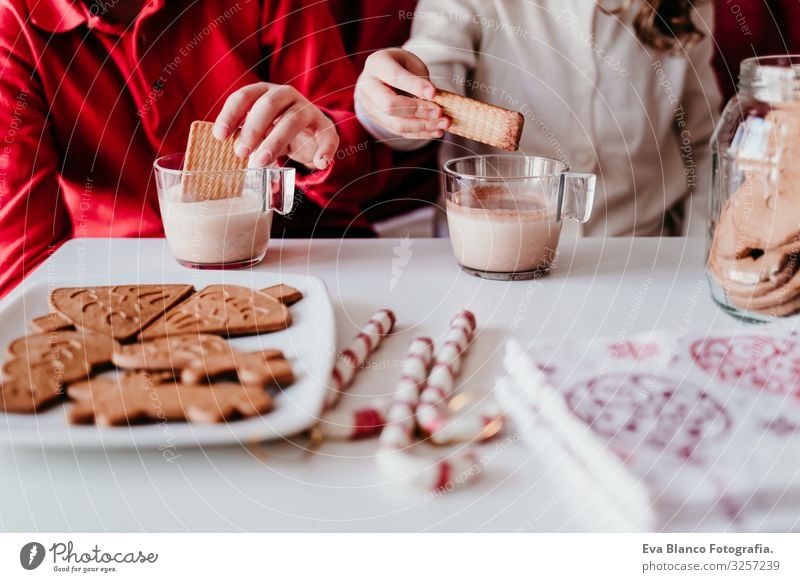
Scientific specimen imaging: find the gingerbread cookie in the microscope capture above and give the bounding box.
[139,285,290,340]
[729,178,800,252]
[707,104,800,317]
[261,284,303,306]
[1,330,118,413]
[67,373,273,426]
[112,334,231,371]
[1,359,70,414]
[6,330,115,362]
[30,312,75,333]
[50,285,194,341]
[181,348,294,388]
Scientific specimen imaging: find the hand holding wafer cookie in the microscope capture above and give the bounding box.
[213,82,339,170]
[357,49,522,150]
[357,49,450,140]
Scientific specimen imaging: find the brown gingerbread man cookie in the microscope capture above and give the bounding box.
[1,330,118,413]
[50,284,194,341]
[112,334,231,371]
[709,239,800,294]
[67,373,273,426]
[180,348,294,388]
[30,312,75,333]
[261,284,303,306]
[139,285,290,340]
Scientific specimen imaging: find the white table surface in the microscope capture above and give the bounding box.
[0,236,746,533]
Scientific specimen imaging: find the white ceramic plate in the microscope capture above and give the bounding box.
[0,271,336,449]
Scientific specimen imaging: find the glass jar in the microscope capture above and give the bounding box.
[707,55,800,322]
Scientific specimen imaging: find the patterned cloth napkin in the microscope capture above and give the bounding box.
[498,325,800,532]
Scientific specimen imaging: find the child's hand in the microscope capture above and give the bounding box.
[357,48,451,140]
[213,82,339,170]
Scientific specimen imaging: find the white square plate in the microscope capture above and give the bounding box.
[0,271,336,449]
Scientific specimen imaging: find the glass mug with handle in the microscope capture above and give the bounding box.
[443,155,596,280]
[154,153,295,269]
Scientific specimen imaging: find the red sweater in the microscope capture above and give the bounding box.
[0,0,385,297]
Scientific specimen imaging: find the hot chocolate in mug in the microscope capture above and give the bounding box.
[443,155,596,280]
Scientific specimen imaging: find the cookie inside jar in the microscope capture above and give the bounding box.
[707,56,800,321]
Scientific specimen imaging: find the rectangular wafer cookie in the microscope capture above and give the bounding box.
[181,120,248,202]
[432,90,524,151]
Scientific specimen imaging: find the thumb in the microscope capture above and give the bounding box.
[371,49,436,100]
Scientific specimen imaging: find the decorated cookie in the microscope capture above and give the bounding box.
[50,285,194,341]
[6,330,116,362]
[112,334,231,371]
[1,358,71,413]
[1,330,118,413]
[139,285,290,340]
[180,348,293,388]
[67,373,273,426]
[261,284,303,306]
[709,239,800,296]
[30,312,75,333]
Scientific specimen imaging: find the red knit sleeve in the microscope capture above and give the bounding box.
[260,0,390,227]
[0,7,71,297]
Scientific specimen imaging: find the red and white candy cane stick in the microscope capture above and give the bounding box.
[378,446,480,493]
[320,336,433,442]
[319,405,386,440]
[416,310,476,435]
[378,315,480,493]
[429,401,504,445]
[325,309,396,411]
[380,337,435,449]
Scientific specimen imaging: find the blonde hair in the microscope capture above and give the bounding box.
[598,0,706,52]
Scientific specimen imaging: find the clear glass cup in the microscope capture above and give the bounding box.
[443,155,596,280]
[153,153,295,269]
[706,55,800,322]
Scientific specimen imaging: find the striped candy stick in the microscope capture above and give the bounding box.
[377,314,480,493]
[324,309,396,411]
[428,400,504,445]
[318,404,386,440]
[319,336,434,442]
[377,446,480,493]
[379,337,435,449]
[416,311,476,435]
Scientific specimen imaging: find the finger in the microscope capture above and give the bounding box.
[251,104,313,166]
[213,83,269,140]
[282,119,338,170]
[283,128,319,168]
[311,121,339,170]
[400,130,445,140]
[361,80,442,120]
[235,86,298,158]
[366,51,435,99]
[373,110,450,137]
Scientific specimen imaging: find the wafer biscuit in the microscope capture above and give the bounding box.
[432,90,524,151]
[182,120,248,201]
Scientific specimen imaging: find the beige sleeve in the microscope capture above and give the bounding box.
[402,0,485,95]
[680,2,723,237]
